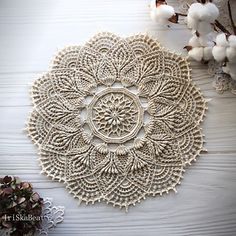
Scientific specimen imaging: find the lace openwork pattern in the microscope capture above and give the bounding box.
[26,32,207,210]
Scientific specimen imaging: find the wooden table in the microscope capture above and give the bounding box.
[0,0,236,235]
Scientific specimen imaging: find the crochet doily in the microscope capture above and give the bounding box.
[37,198,65,236]
[26,32,207,210]
[208,61,236,95]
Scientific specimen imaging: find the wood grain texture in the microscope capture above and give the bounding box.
[0,0,236,235]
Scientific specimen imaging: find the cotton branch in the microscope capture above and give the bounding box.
[214,20,231,35]
[228,0,236,35]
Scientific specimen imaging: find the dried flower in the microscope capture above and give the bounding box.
[0,176,44,236]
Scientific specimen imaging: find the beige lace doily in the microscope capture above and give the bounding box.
[26,32,207,210]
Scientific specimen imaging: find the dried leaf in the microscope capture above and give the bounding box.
[21,182,30,189]
[14,177,21,185]
[3,176,12,183]
[169,14,179,24]
[156,0,167,7]
[18,197,26,204]
[3,187,13,195]
[31,192,40,202]
[2,221,12,228]
[184,45,193,51]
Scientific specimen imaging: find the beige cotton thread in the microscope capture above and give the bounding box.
[26,32,207,211]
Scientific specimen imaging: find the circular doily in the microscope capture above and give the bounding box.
[27,32,207,210]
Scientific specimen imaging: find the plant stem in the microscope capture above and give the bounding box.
[215,20,231,35]
[227,0,236,35]
[176,13,187,17]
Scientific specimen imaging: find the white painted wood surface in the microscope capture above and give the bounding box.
[0,0,236,235]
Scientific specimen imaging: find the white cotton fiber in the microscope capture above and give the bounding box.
[188,2,219,23]
[157,5,175,19]
[200,3,219,23]
[188,3,203,19]
[216,33,229,47]
[188,47,204,62]
[203,47,213,61]
[150,5,175,24]
[189,35,201,47]
[212,46,227,62]
[226,47,236,62]
[198,22,212,35]
[228,35,236,48]
[187,2,219,36]
[150,8,159,22]
[199,35,215,47]
[187,15,198,29]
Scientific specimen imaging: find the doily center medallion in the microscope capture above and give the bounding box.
[26,32,207,210]
[87,88,144,143]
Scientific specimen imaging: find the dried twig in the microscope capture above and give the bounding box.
[215,20,231,35]
[175,13,187,17]
[155,0,166,7]
[197,0,213,3]
[227,0,236,35]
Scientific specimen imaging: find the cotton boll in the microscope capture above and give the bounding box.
[189,35,201,47]
[150,9,168,24]
[212,46,227,62]
[216,33,229,47]
[203,47,213,61]
[150,5,175,24]
[228,35,236,48]
[158,17,171,25]
[187,2,218,36]
[200,3,219,23]
[187,15,198,29]
[188,3,203,19]
[150,8,165,23]
[198,22,213,35]
[184,16,188,25]
[157,5,175,20]
[150,8,159,22]
[188,47,204,62]
[206,3,220,22]
[199,35,215,47]
[226,47,236,62]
